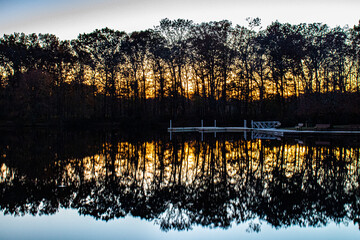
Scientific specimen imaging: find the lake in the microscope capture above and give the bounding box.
[1,129,360,239]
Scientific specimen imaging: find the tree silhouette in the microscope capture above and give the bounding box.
[1,19,360,125]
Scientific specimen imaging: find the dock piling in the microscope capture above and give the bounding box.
[169,120,172,140]
[244,120,247,140]
[201,120,204,141]
[214,120,217,138]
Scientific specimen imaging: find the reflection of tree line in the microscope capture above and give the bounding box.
[1,131,360,231]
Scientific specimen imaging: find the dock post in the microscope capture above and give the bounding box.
[201,120,204,141]
[169,120,172,141]
[244,119,247,140]
[214,120,217,138]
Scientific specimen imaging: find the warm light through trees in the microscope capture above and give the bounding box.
[1,19,360,125]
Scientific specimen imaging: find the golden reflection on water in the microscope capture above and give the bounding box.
[0,163,11,182]
[0,137,359,190]
[40,139,360,189]
[1,136,360,230]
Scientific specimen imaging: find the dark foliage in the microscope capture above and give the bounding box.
[1,19,360,126]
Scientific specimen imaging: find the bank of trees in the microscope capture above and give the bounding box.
[1,19,360,125]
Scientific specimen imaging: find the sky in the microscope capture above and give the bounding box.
[0,0,359,40]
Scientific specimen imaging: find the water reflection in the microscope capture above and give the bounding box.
[1,130,360,232]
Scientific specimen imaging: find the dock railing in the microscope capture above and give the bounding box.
[251,121,281,129]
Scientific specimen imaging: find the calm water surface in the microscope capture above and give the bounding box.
[1,129,360,239]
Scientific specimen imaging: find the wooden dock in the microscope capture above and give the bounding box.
[168,120,360,137]
[168,126,360,136]
[168,127,251,133]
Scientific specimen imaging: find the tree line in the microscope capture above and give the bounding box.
[1,18,360,126]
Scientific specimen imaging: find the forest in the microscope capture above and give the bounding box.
[1,18,360,127]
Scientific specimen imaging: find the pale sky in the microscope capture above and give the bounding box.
[0,0,359,40]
